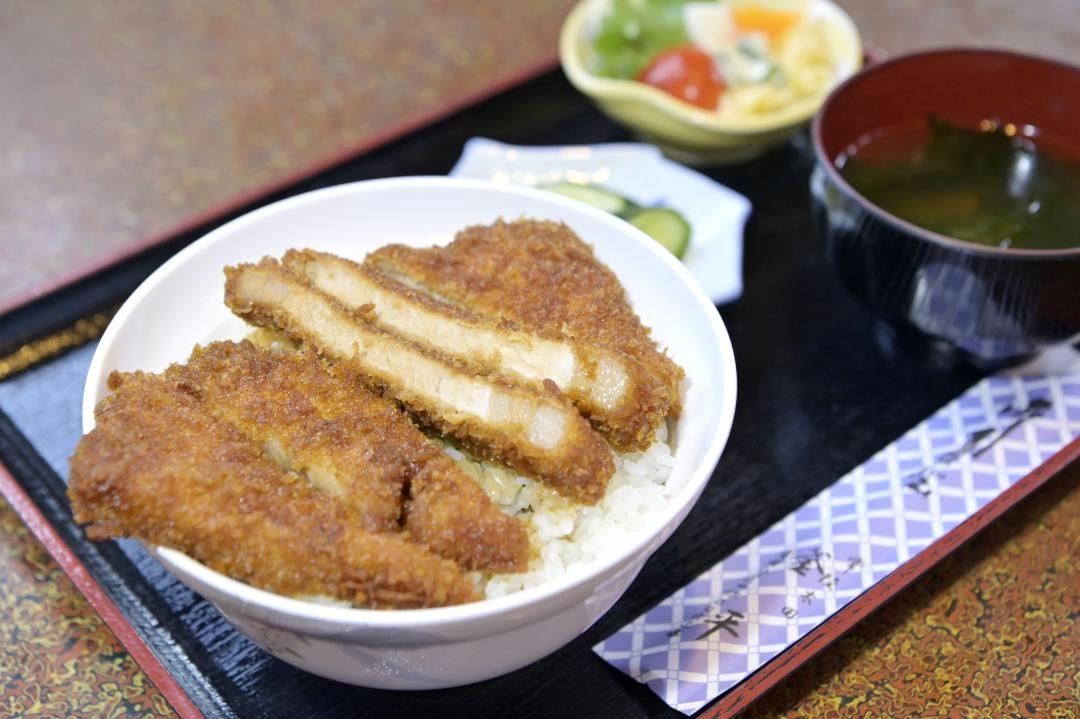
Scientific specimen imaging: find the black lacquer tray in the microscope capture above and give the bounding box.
[0,71,997,719]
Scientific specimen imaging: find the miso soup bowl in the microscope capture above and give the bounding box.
[811,49,1080,365]
[82,177,738,690]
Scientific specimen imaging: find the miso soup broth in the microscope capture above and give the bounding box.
[836,116,1080,250]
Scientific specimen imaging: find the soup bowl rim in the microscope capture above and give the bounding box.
[811,46,1080,260]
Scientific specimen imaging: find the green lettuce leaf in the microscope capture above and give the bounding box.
[591,0,693,79]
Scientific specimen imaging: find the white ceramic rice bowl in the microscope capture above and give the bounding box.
[81,177,737,689]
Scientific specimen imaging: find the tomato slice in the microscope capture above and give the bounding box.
[635,45,726,110]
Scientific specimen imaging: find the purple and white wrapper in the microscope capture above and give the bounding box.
[595,369,1080,714]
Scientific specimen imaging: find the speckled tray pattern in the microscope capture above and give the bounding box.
[0,0,574,314]
[4,463,1076,718]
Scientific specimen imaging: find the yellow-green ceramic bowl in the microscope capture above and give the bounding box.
[560,0,863,165]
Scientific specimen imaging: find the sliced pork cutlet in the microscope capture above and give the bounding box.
[224,259,614,504]
[366,218,685,417]
[283,249,667,451]
[171,340,528,572]
[172,341,399,532]
[401,450,531,572]
[68,371,478,609]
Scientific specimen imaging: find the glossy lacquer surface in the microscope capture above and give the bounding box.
[813,50,1080,365]
[0,72,982,717]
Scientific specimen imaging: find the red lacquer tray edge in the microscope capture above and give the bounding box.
[701,435,1080,719]
[0,55,561,317]
[0,461,204,719]
[2,439,1077,719]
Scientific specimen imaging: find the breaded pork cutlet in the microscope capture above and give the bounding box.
[68,371,478,608]
[225,259,614,504]
[367,219,685,415]
[283,249,668,451]
[171,341,529,571]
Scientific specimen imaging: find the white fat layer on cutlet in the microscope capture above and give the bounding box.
[293,253,631,413]
[231,266,572,452]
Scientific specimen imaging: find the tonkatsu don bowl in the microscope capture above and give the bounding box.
[79,177,737,689]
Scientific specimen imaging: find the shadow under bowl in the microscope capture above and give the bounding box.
[811,48,1080,366]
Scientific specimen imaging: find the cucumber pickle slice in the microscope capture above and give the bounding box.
[543,182,634,216]
[629,208,691,259]
[542,183,690,259]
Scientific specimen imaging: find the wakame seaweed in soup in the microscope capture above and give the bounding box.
[836,116,1080,250]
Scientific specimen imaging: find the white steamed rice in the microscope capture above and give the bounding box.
[445,422,676,599]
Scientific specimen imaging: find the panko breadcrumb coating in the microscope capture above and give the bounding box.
[367,219,685,417]
[68,370,478,608]
[225,259,615,504]
[172,340,529,571]
[284,248,669,451]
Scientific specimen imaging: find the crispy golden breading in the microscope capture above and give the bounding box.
[367,219,685,416]
[404,456,530,573]
[173,341,401,531]
[172,340,528,571]
[68,371,478,608]
[283,249,668,451]
[225,259,615,504]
